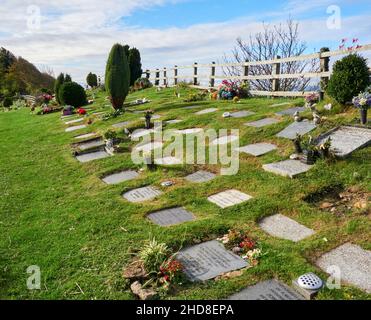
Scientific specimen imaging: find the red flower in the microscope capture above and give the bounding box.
[77,108,86,115]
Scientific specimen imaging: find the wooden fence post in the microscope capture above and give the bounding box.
[272,55,281,94]
[193,62,198,86]
[243,59,249,86]
[174,65,178,86]
[210,62,216,88]
[155,69,160,86]
[320,53,330,101]
[163,67,167,86]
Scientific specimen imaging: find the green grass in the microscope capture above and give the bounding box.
[0,87,370,300]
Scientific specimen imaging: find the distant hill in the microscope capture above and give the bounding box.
[0,47,55,98]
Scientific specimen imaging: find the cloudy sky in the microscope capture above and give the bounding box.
[0,0,370,84]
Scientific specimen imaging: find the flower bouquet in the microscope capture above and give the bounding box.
[352,91,370,124]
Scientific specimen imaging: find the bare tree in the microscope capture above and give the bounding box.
[39,64,55,78]
[223,18,318,91]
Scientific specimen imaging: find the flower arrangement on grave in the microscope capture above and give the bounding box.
[352,91,370,124]
[293,134,303,154]
[123,238,185,299]
[217,80,250,100]
[217,229,263,266]
[305,93,319,108]
[62,105,74,116]
[318,137,332,158]
[77,107,86,115]
[300,135,319,164]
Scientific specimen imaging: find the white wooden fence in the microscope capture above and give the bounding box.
[143,44,371,97]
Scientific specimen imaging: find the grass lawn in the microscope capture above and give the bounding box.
[0,87,370,299]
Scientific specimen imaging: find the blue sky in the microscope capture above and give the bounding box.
[0,0,370,83]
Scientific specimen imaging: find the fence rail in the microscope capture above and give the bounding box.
[143,43,371,97]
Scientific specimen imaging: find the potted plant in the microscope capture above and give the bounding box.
[293,134,303,154]
[352,91,370,125]
[301,136,318,165]
[144,110,153,129]
[318,137,332,158]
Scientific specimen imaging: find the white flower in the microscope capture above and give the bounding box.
[359,98,367,106]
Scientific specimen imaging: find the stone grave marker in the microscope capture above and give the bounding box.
[123,186,163,203]
[275,106,306,116]
[262,159,312,178]
[165,119,182,124]
[74,133,97,140]
[75,150,111,163]
[65,118,84,125]
[230,110,255,118]
[315,126,371,158]
[208,189,252,208]
[237,143,277,156]
[175,128,203,135]
[259,214,315,242]
[147,207,195,226]
[316,243,371,293]
[140,114,161,120]
[102,170,139,185]
[183,105,201,110]
[131,129,154,140]
[112,121,131,129]
[176,240,248,281]
[75,138,105,151]
[211,135,239,145]
[154,156,182,165]
[228,279,304,300]
[134,141,163,152]
[276,120,316,140]
[244,118,280,128]
[270,102,291,107]
[185,170,216,183]
[65,124,87,132]
[195,108,218,115]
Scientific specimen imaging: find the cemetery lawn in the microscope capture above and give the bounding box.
[0,87,370,300]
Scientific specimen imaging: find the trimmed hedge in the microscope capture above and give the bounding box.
[59,82,87,107]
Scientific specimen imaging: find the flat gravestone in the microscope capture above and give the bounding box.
[211,135,239,145]
[183,105,201,110]
[176,240,248,281]
[238,143,277,156]
[259,214,315,242]
[165,119,182,124]
[262,160,312,178]
[135,141,163,152]
[75,138,105,151]
[185,170,216,183]
[74,133,97,140]
[276,120,316,140]
[102,170,139,185]
[123,186,163,203]
[65,124,87,132]
[230,110,255,118]
[208,189,252,208]
[270,102,291,107]
[316,126,371,158]
[147,207,195,226]
[112,121,131,128]
[245,118,280,128]
[316,243,371,293]
[228,280,304,300]
[176,128,203,135]
[131,129,154,140]
[195,108,218,115]
[65,118,84,125]
[275,106,306,116]
[75,150,110,163]
[154,156,182,165]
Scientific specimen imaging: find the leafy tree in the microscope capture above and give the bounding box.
[86,72,98,88]
[59,81,87,107]
[54,73,65,104]
[64,74,72,82]
[326,54,370,104]
[105,43,130,110]
[128,47,143,86]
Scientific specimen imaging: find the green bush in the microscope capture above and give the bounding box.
[105,43,130,110]
[2,96,13,108]
[128,47,142,86]
[86,72,98,88]
[54,73,65,104]
[326,54,370,104]
[59,82,87,107]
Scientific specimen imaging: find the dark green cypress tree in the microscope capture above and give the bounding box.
[54,73,65,104]
[128,47,143,86]
[86,72,98,88]
[105,43,130,110]
[65,74,72,82]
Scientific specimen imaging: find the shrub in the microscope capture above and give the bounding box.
[128,47,143,86]
[105,43,130,110]
[59,81,87,107]
[2,96,13,108]
[139,238,169,274]
[326,54,370,104]
[184,91,207,102]
[133,78,152,91]
[54,73,65,104]
[86,72,98,88]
